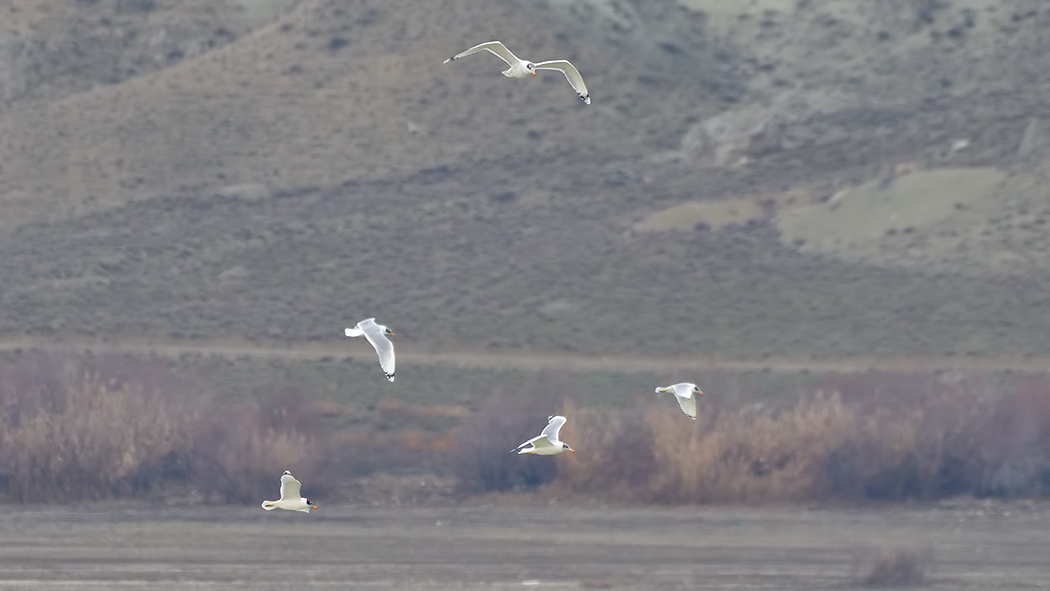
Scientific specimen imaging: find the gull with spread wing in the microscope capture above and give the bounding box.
[443,41,590,105]
[513,415,576,455]
[345,317,396,382]
[655,383,704,420]
[261,471,318,513]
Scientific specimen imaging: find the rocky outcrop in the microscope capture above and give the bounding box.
[680,89,865,168]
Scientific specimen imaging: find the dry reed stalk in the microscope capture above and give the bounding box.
[0,365,195,502]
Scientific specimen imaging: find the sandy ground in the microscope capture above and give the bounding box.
[0,502,1047,589]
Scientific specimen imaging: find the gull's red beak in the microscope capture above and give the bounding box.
[532,71,536,76]
[312,505,319,510]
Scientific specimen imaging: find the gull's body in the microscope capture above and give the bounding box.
[443,41,590,105]
[345,318,396,382]
[261,471,318,513]
[514,415,576,455]
[656,383,704,420]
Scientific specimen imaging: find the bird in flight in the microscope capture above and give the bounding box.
[345,317,396,382]
[261,471,318,513]
[513,415,576,455]
[444,41,590,105]
[655,383,704,420]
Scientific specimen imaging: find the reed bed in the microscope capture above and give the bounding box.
[549,374,1050,503]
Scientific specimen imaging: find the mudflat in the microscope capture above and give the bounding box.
[0,502,1046,589]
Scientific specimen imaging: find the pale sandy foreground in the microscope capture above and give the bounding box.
[0,502,1047,589]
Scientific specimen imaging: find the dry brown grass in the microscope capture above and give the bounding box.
[451,393,565,493]
[0,352,206,502]
[552,374,1050,504]
[188,401,333,503]
[0,351,341,503]
[557,393,876,503]
[3,351,1049,507]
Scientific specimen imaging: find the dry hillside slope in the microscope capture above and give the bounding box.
[0,0,1049,360]
[0,0,295,106]
[0,0,725,226]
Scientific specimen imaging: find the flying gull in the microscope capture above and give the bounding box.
[444,41,590,105]
[261,471,318,513]
[345,317,396,382]
[655,383,704,420]
[513,415,576,455]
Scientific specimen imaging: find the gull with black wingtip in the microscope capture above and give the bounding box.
[514,415,576,455]
[345,317,396,382]
[444,41,590,105]
[261,471,318,513]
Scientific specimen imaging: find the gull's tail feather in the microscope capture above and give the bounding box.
[261,501,277,511]
[345,327,364,337]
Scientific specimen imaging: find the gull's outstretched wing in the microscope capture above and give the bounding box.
[514,434,555,453]
[444,41,520,67]
[675,393,697,419]
[540,415,567,442]
[534,60,590,104]
[516,434,539,449]
[671,384,699,420]
[360,320,395,382]
[279,472,302,501]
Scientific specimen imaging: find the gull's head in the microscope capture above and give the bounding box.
[383,327,396,337]
[562,443,575,454]
[694,386,704,396]
[526,62,536,76]
[283,470,292,476]
[306,498,319,511]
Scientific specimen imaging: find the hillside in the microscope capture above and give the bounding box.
[1,0,1049,359]
[0,0,295,107]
